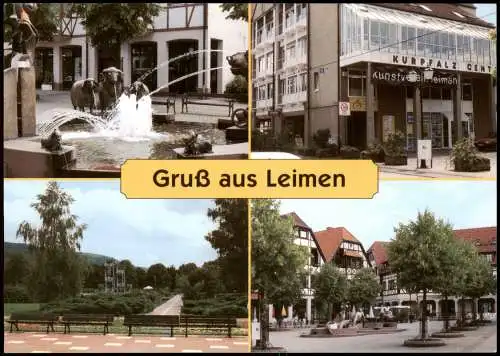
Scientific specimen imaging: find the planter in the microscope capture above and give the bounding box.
[403,338,446,347]
[361,151,385,163]
[431,331,464,338]
[454,157,491,172]
[316,148,337,158]
[41,84,53,91]
[384,155,407,166]
[340,147,361,159]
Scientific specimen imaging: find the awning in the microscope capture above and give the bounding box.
[345,4,490,39]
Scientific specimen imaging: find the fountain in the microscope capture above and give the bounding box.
[3,12,249,178]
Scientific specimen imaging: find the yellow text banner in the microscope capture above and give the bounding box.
[121,159,379,199]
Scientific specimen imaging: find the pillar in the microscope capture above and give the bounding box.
[19,67,36,137]
[414,86,422,141]
[52,46,61,90]
[306,298,312,324]
[87,45,98,80]
[455,72,463,141]
[81,41,87,80]
[339,70,349,145]
[197,39,204,90]
[268,304,274,323]
[366,62,375,146]
[120,42,131,87]
[288,306,293,321]
[490,76,496,134]
[158,42,168,92]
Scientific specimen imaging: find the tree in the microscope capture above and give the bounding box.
[3,3,59,43]
[314,263,347,321]
[346,268,381,311]
[165,265,177,291]
[489,29,496,79]
[16,181,87,302]
[73,4,162,49]
[4,253,32,286]
[220,4,248,22]
[118,260,137,289]
[146,263,168,288]
[205,199,248,293]
[387,210,458,341]
[251,199,308,349]
[135,266,148,289]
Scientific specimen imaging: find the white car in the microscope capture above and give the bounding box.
[250,152,302,160]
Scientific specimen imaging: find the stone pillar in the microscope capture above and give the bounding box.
[366,62,375,146]
[53,46,61,90]
[88,45,98,80]
[120,42,131,87]
[414,86,422,141]
[158,42,168,92]
[268,304,274,323]
[20,67,36,137]
[455,73,463,140]
[81,41,87,80]
[4,68,19,140]
[306,298,312,324]
[197,39,204,90]
[288,306,293,321]
[217,40,223,94]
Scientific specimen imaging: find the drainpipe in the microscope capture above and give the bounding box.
[337,4,341,146]
[85,35,89,79]
[306,4,311,148]
[202,4,207,91]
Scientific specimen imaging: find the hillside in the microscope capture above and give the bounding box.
[4,242,114,265]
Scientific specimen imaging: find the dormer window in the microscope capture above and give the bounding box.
[453,11,465,19]
[418,5,432,12]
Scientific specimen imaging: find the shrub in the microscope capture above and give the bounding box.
[360,143,385,162]
[251,130,295,152]
[181,293,247,318]
[4,285,33,303]
[451,138,491,172]
[383,131,406,157]
[339,145,361,159]
[313,129,331,149]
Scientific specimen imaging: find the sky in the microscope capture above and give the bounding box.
[4,181,218,268]
[475,4,497,25]
[279,181,497,250]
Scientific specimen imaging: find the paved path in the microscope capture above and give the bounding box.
[4,332,248,353]
[379,152,496,179]
[269,321,497,353]
[149,294,183,316]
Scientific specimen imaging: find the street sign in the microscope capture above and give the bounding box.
[339,101,350,116]
[251,322,261,341]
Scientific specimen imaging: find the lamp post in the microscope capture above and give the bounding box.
[406,67,434,169]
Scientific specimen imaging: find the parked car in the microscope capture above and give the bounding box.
[475,133,497,152]
[250,152,302,159]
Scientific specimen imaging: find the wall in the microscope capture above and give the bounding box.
[208,3,248,90]
[4,68,18,140]
[473,75,494,138]
[309,4,339,142]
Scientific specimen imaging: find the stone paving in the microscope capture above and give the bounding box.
[4,332,249,353]
[268,321,497,353]
[378,152,496,179]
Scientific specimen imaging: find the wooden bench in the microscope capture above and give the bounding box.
[123,315,180,337]
[151,96,177,114]
[7,312,58,333]
[180,315,237,338]
[61,314,114,335]
[181,95,234,117]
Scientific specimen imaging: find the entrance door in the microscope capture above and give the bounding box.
[131,42,158,91]
[61,46,82,90]
[347,112,367,149]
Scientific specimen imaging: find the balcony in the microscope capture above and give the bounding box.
[256,98,273,110]
[296,13,307,30]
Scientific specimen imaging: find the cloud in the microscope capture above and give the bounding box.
[4,181,218,268]
[279,181,497,249]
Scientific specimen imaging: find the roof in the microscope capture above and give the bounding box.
[369,227,497,265]
[314,227,361,263]
[367,241,390,265]
[281,212,312,231]
[376,3,495,28]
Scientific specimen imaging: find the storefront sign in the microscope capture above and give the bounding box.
[252,322,261,341]
[339,101,351,116]
[349,96,366,112]
[391,55,493,74]
[372,71,458,86]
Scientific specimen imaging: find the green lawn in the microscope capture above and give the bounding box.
[4,303,41,315]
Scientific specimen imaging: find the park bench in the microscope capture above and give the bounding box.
[123,315,180,337]
[179,315,237,338]
[151,96,177,114]
[7,312,58,333]
[181,95,235,117]
[60,314,114,335]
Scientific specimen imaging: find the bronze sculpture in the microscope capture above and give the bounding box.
[182,131,213,156]
[41,129,63,152]
[226,51,249,129]
[6,3,39,67]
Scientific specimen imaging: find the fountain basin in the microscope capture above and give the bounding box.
[301,326,405,338]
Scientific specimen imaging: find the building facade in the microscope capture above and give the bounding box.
[367,226,497,318]
[269,213,371,325]
[251,3,496,150]
[16,3,247,93]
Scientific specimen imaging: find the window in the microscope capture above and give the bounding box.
[313,72,319,91]
[299,72,307,92]
[258,56,265,73]
[462,83,472,101]
[442,87,451,100]
[430,87,441,100]
[286,43,296,62]
[266,53,273,71]
[348,70,365,97]
[370,21,380,49]
[287,75,296,94]
[298,36,307,58]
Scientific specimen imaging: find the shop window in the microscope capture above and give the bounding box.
[442,87,452,100]
[422,87,431,99]
[406,86,414,99]
[431,87,441,100]
[348,75,363,97]
[462,83,472,101]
